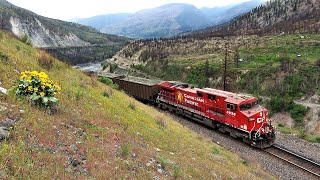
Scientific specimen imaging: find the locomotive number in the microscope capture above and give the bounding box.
[227,111,236,117]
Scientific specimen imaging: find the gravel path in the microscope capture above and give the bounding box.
[164,111,319,180]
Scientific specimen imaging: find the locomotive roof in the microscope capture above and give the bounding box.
[158,81,189,89]
[202,88,256,104]
[161,81,256,104]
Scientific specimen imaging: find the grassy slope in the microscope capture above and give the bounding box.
[0,31,272,178]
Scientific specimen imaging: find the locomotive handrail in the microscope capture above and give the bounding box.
[249,121,256,140]
[254,125,262,139]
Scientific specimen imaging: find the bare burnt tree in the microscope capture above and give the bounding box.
[223,43,229,91]
[234,46,240,68]
[205,59,210,87]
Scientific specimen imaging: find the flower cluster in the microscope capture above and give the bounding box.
[15,71,61,107]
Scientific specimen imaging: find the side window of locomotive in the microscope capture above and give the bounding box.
[208,94,216,101]
[234,105,238,111]
[227,103,236,110]
[240,103,251,110]
[197,92,203,97]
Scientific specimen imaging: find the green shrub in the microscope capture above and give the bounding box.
[98,76,119,89]
[267,95,294,113]
[20,34,31,45]
[212,147,220,155]
[120,143,130,157]
[0,52,9,62]
[158,156,169,169]
[290,104,309,125]
[109,63,118,73]
[173,165,181,179]
[98,76,113,85]
[267,96,308,126]
[75,90,83,101]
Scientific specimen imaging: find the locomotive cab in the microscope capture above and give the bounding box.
[239,99,275,148]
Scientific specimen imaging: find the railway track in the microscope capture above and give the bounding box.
[264,144,320,178]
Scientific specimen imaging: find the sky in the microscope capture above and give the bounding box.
[7,0,258,20]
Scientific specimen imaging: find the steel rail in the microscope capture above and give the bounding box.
[264,144,320,178]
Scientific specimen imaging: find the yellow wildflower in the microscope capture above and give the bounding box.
[28,86,32,91]
[54,84,61,91]
[34,87,38,91]
[40,92,45,97]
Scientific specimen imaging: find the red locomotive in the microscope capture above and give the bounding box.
[156,81,275,148]
[104,74,275,148]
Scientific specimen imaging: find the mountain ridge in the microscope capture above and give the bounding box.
[0,0,129,48]
[73,1,265,39]
[0,0,129,65]
[186,0,320,37]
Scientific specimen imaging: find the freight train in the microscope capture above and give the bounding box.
[103,73,275,148]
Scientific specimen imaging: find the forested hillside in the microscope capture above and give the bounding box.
[187,0,320,37]
[105,33,320,140]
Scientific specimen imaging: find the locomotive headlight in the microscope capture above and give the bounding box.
[249,118,255,121]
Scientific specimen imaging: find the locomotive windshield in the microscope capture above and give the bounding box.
[240,101,258,110]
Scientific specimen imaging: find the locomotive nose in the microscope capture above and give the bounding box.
[244,109,268,124]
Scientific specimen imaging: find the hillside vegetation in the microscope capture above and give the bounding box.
[106,33,320,139]
[0,31,272,178]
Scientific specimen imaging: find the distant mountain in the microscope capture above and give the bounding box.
[73,1,264,39]
[73,13,131,31]
[201,0,264,25]
[91,3,208,39]
[187,0,320,37]
[0,0,128,48]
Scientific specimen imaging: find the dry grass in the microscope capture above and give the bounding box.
[128,99,136,110]
[0,31,274,179]
[156,116,167,128]
[38,50,54,69]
